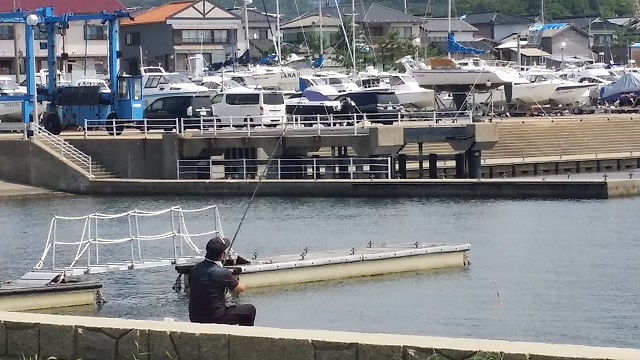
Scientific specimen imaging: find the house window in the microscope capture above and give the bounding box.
[0,26,13,40]
[398,26,412,38]
[594,34,613,46]
[259,29,269,39]
[125,32,140,45]
[85,25,107,40]
[213,30,228,43]
[176,53,189,71]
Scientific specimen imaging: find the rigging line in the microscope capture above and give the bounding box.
[292,0,310,58]
[225,120,290,259]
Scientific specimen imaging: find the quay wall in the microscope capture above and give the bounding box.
[0,140,89,193]
[86,178,639,199]
[0,311,637,360]
[69,138,173,179]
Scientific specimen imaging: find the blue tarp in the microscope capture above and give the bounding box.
[256,54,277,65]
[600,73,640,101]
[312,54,324,69]
[530,23,568,31]
[447,33,486,56]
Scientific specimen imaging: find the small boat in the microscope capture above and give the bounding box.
[140,66,211,107]
[0,76,23,122]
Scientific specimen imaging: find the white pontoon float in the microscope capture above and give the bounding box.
[18,205,470,306]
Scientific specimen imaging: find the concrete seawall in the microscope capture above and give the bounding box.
[0,311,637,360]
[87,178,640,199]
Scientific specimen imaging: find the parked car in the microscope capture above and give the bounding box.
[144,95,212,130]
[210,90,287,127]
[334,91,403,125]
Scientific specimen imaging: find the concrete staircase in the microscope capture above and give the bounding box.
[405,118,640,160]
[33,125,116,179]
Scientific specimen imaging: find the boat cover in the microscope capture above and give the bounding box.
[447,33,486,56]
[600,73,640,100]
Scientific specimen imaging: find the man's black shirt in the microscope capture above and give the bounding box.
[189,259,239,323]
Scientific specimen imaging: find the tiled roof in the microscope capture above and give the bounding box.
[0,0,125,14]
[462,12,530,25]
[420,18,478,32]
[282,13,343,29]
[121,1,192,26]
[230,8,278,23]
[320,3,422,24]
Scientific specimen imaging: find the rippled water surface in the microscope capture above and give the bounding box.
[1,195,639,348]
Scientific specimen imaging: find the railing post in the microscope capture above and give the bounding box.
[387,156,392,179]
[313,157,317,180]
[433,110,437,125]
[277,158,281,180]
[83,119,88,139]
[349,157,354,179]
[243,158,247,180]
[176,160,181,180]
[143,118,148,139]
[89,156,92,176]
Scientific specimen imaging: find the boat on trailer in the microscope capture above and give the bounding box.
[15,205,470,310]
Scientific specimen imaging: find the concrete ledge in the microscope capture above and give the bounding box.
[83,178,637,199]
[0,311,637,360]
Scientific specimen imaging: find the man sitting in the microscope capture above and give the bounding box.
[188,236,256,326]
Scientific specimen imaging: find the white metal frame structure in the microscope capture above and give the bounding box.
[30,205,224,278]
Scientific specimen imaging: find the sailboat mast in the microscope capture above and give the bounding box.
[244,0,251,70]
[351,0,356,74]
[447,0,451,58]
[541,0,544,24]
[319,0,324,55]
[276,0,282,64]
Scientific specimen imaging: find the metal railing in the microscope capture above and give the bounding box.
[81,111,472,138]
[177,157,393,180]
[34,123,93,176]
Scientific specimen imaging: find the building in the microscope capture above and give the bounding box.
[0,0,126,82]
[320,3,423,42]
[461,12,531,42]
[229,7,279,59]
[119,0,245,75]
[281,13,343,47]
[420,18,477,43]
[524,23,595,67]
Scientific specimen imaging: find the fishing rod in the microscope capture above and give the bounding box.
[224,120,289,262]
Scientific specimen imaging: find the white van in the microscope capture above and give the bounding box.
[211,90,287,127]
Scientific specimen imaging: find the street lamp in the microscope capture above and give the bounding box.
[26,14,39,126]
[561,41,566,67]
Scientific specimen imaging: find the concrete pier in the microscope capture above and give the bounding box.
[0,311,637,360]
[86,178,640,199]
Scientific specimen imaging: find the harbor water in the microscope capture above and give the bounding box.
[0,195,639,349]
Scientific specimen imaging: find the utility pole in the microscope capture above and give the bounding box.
[404,0,407,14]
[12,0,21,82]
[319,0,323,55]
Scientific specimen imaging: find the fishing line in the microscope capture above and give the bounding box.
[493,279,504,309]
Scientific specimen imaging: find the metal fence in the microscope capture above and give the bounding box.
[34,123,93,176]
[82,111,473,138]
[177,157,393,180]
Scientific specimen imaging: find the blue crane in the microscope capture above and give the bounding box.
[0,7,144,135]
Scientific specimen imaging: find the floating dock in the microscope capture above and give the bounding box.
[0,272,102,312]
[175,243,470,292]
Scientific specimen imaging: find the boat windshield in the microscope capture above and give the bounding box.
[389,76,406,87]
[0,79,19,90]
[231,76,258,87]
[165,74,192,83]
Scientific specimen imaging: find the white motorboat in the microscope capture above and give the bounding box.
[525,71,597,106]
[250,65,299,91]
[0,76,24,122]
[402,57,521,92]
[472,77,559,106]
[389,74,435,109]
[140,66,211,107]
[299,72,360,100]
[200,76,252,94]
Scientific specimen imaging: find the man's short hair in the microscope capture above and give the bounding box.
[205,236,230,260]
